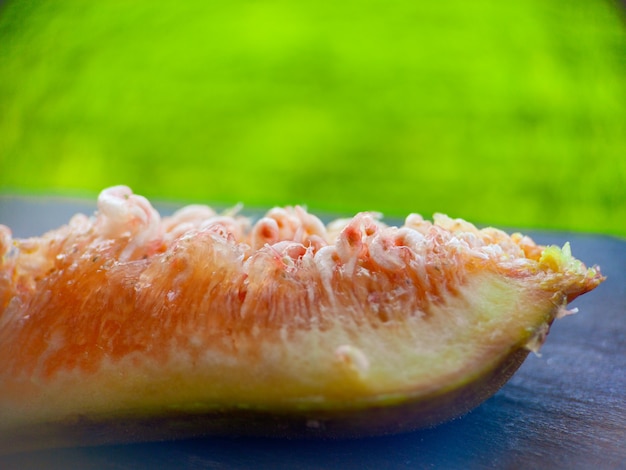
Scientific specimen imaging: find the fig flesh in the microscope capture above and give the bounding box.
[0,186,604,453]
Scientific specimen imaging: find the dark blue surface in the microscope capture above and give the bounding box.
[0,199,624,469]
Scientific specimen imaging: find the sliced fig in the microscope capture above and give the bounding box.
[0,186,604,453]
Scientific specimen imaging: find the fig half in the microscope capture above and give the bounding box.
[0,186,604,453]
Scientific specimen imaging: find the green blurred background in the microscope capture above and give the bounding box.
[0,0,625,235]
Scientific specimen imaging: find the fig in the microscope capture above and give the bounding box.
[0,186,604,453]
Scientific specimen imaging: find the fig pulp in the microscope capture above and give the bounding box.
[0,186,604,453]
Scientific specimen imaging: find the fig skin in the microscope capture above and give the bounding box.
[0,344,531,454]
[0,186,604,453]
